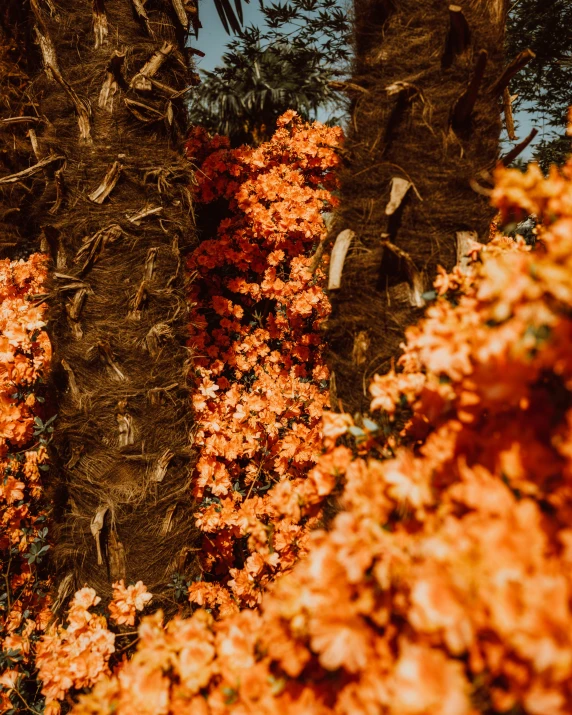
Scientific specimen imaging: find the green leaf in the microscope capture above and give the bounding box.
[363,417,379,432]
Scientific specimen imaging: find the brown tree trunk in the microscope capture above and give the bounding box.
[0,3,39,259]
[327,0,509,414]
[19,0,198,608]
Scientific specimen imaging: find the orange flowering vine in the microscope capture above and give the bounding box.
[184,111,342,609]
[0,256,157,714]
[70,131,572,714]
[0,254,54,714]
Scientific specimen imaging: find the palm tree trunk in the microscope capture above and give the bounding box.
[327,0,509,414]
[25,0,197,607]
[0,3,38,259]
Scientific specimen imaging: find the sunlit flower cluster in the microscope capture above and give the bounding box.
[36,580,154,712]
[184,112,342,608]
[0,254,53,713]
[71,136,572,713]
[108,580,153,626]
[36,588,115,712]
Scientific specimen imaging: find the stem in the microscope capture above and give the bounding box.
[4,556,12,612]
[12,441,40,455]
[500,127,538,166]
[116,636,140,654]
[245,468,262,500]
[10,687,43,715]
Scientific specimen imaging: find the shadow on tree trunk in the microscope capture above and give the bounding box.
[326,0,508,415]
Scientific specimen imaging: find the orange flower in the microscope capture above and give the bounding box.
[109,580,153,626]
[389,640,473,715]
[321,411,353,447]
[36,587,115,706]
[310,611,372,673]
[1,475,25,504]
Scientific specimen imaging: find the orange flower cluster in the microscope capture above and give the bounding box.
[0,254,53,713]
[74,610,219,715]
[36,588,116,712]
[185,111,342,608]
[0,255,51,455]
[71,142,572,713]
[36,581,153,713]
[108,580,153,626]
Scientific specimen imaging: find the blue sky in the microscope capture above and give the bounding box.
[192,0,265,72]
[190,2,541,160]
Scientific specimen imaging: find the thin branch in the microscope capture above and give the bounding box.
[49,165,66,215]
[500,127,538,166]
[329,80,369,94]
[131,0,155,37]
[127,204,163,224]
[503,87,517,141]
[93,0,109,49]
[130,42,175,92]
[451,49,488,132]
[88,161,123,203]
[49,64,92,142]
[171,0,189,27]
[4,556,11,612]
[9,687,43,715]
[0,154,64,185]
[124,97,164,123]
[0,116,41,126]
[490,48,536,97]
[442,4,471,68]
[469,178,492,197]
[31,0,60,77]
[27,128,43,161]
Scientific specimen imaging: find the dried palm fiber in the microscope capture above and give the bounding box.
[0,2,41,259]
[326,0,511,414]
[17,0,199,610]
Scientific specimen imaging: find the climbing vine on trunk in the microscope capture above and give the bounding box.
[185,112,342,611]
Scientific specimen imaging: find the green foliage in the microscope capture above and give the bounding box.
[169,572,191,603]
[507,0,572,169]
[213,0,250,34]
[190,0,350,144]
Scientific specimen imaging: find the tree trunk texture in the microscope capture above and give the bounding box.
[326,0,509,415]
[0,3,39,259]
[21,0,197,607]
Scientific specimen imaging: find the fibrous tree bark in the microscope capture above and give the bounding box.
[10,0,199,608]
[327,0,521,414]
[0,3,39,258]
